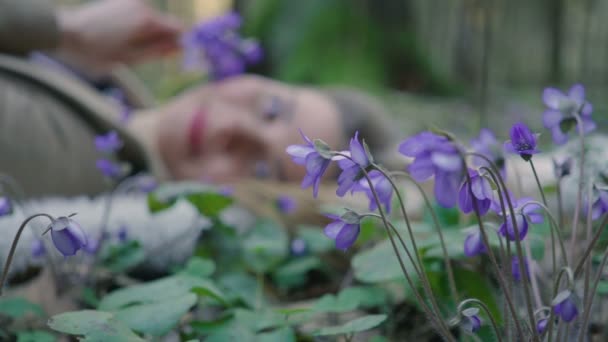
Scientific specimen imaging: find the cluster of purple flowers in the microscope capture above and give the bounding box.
[283,82,599,336]
[181,12,262,81]
[95,131,128,180]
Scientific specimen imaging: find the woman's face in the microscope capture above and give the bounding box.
[156,75,345,183]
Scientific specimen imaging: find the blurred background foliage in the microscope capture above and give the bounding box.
[60,0,607,136]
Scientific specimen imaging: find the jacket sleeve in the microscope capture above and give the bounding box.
[0,0,60,55]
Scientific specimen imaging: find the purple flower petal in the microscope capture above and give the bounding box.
[408,156,435,182]
[349,132,369,167]
[464,230,486,257]
[324,220,345,239]
[431,151,462,172]
[335,223,360,250]
[568,84,585,104]
[542,109,564,128]
[543,88,567,109]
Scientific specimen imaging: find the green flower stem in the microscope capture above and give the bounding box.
[372,166,454,327]
[528,158,558,275]
[556,179,565,234]
[569,113,587,263]
[333,153,454,340]
[387,170,459,303]
[464,165,524,338]
[0,174,61,294]
[362,213,449,338]
[573,213,608,278]
[457,298,503,342]
[0,213,54,296]
[582,183,593,321]
[577,245,608,342]
[544,266,574,341]
[520,201,568,267]
[528,159,548,205]
[469,153,538,341]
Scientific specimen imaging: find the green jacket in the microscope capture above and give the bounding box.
[0,0,159,198]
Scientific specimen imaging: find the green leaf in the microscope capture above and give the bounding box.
[218,273,259,308]
[190,314,233,335]
[47,310,142,341]
[273,256,322,288]
[99,274,208,310]
[338,286,388,308]
[16,330,55,342]
[257,327,296,342]
[115,293,197,336]
[205,324,256,342]
[314,314,387,336]
[182,257,216,278]
[242,219,288,273]
[233,309,285,332]
[296,225,334,253]
[313,293,359,313]
[352,238,419,283]
[0,297,44,319]
[185,192,233,218]
[191,280,229,306]
[147,192,177,213]
[101,240,146,273]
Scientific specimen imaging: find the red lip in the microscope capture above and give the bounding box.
[188,109,206,156]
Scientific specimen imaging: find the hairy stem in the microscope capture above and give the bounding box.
[470,153,538,340]
[577,246,608,342]
[0,213,54,296]
[569,113,587,263]
[388,170,460,303]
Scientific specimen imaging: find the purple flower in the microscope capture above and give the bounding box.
[458,169,493,215]
[493,194,543,241]
[588,188,608,221]
[31,239,46,258]
[277,195,297,214]
[105,88,132,123]
[543,84,596,145]
[181,12,262,80]
[471,128,506,177]
[536,318,548,334]
[464,229,486,257]
[117,225,128,242]
[511,256,530,282]
[324,214,361,251]
[463,314,482,333]
[352,170,393,214]
[286,130,332,198]
[0,197,12,217]
[96,159,126,179]
[290,238,308,256]
[504,122,540,161]
[553,291,578,322]
[552,157,573,179]
[95,131,123,154]
[48,216,87,256]
[399,132,464,208]
[335,132,371,197]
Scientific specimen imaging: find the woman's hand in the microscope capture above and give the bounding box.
[56,0,183,76]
